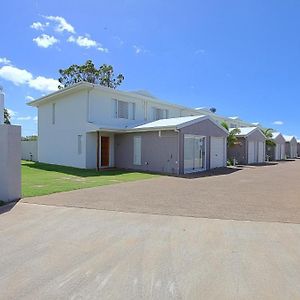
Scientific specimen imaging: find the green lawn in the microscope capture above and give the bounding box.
[22,161,158,198]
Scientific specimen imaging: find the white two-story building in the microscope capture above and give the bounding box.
[28,82,236,174]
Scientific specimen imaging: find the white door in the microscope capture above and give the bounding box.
[184,135,206,173]
[133,136,141,165]
[248,141,255,164]
[258,141,265,163]
[280,144,285,159]
[275,144,280,160]
[210,137,225,169]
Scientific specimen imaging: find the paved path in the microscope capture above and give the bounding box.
[1,202,300,299]
[2,160,300,299]
[23,160,300,223]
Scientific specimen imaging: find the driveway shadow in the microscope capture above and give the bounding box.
[182,167,243,179]
[0,201,18,215]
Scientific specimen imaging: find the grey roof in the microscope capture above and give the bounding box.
[229,126,257,136]
[133,115,206,129]
[283,135,296,142]
[86,115,229,134]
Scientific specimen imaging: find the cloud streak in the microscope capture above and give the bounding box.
[67,35,108,52]
[273,120,284,125]
[44,15,75,33]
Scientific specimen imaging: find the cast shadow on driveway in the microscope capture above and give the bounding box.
[0,201,18,215]
[182,167,243,179]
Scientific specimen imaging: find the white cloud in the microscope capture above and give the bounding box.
[25,96,35,101]
[30,21,49,31]
[16,116,31,121]
[0,65,33,85]
[33,116,38,122]
[0,57,11,65]
[28,76,58,92]
[44,15,75,33]
[33,34,59,48]
[273,120,284,125]
[67,35,108,52]
[0,65,58,93]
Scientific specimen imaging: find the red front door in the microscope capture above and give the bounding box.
[101,136,110,167]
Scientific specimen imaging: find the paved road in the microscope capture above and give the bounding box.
[1,202,300,299]
[2,160,300,299]
[23,160,300,223]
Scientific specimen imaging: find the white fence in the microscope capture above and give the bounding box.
[21,140,38,161]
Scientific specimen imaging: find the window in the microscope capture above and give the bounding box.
[113,99,135,120]
[152,107,168,121]
[133,136,142,165]
[77,135,82,155]
[230,124,237,128]
[52,103,56,124]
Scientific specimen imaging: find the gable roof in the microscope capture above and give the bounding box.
[283,135,297,142]
[272,132,281,139]
[230,126,266,139]
[230,126,256,136]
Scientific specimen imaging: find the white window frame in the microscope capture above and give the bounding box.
[113,99,135,120]
[133,136,142,165]
[152,107,169,121]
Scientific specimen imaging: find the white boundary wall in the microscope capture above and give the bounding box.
[22,140,38,161]
[0,125,21,202]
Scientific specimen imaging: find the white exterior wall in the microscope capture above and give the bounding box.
[21,141,38,161]
[87,88,198,127]
[0,125,21,202]
[38,90,88,168]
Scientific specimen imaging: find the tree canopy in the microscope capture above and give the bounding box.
[262,128,276,147]
[221,121,241,148]
[4,108,11,124]
[58,60,124,89]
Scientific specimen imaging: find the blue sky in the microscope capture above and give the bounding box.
[0,0,299,137]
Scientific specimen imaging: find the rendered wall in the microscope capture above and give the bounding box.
[115,130,179,174]
[38,90,88,168]
[0,125,21,202]
[21,140,38,161]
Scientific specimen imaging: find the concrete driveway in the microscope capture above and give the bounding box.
[1,202,300,299]
[1,160,300,299]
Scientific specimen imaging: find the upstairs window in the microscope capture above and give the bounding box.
[152,107,168,121]
[113,99,135,120]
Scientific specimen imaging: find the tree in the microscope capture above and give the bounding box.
[22,135,38,141]
[209,107,217,113]
[262,128,276,147]
[4,108,11,124]
[221,121,241,148]
[58,60,124,89]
